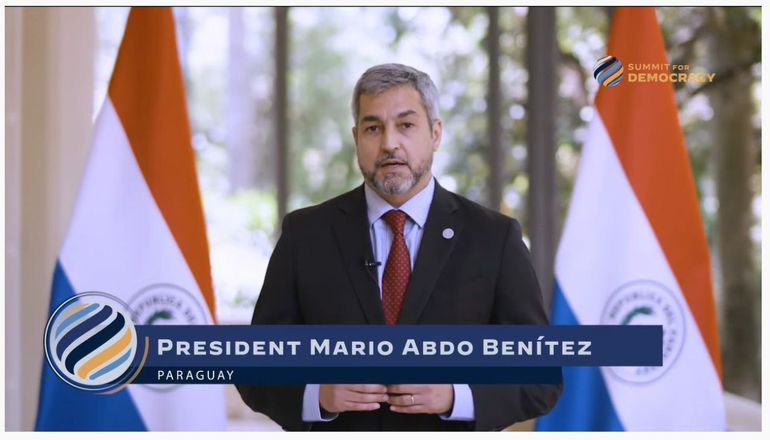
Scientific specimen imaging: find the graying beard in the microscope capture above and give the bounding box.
[360,156,432,196]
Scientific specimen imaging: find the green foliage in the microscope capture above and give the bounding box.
[288,8,360,209]
[231,190,279,233]
[555,7,608,229]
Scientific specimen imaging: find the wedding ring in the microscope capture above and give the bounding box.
[410,394,415,406]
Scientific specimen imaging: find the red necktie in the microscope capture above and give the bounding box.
[382,210,410,325]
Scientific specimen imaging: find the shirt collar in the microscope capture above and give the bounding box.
[364,177,435,229]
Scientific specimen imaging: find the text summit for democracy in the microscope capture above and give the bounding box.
[626,63,715,83]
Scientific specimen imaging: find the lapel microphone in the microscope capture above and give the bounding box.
[364,259,382,268]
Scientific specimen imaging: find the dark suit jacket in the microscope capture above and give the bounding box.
[237,181,561,431]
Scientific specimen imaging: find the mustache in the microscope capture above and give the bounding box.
[375,153,409,168]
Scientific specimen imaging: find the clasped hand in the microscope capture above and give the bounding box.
[319,384,453,415]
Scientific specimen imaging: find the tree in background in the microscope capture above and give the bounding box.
[702,7,760,401]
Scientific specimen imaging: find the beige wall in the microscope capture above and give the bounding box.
[5,7,95,431]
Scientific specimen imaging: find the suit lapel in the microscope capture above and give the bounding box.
[331,185,386,324]
[398,183,463,324]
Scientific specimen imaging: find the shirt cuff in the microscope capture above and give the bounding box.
[302,384,339,422]
[439,384,475,421]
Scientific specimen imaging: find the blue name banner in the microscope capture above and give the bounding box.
[130,325,661,385]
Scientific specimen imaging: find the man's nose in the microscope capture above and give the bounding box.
[380,125,400,152]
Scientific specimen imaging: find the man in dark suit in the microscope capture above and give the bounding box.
[237,63,561,431]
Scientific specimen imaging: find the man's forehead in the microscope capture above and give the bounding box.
[358,85,425,120]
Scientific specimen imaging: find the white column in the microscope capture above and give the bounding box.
[5,6,25,431]
[5,6,95,430]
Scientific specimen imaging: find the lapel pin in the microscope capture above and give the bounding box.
[442,228,454,239]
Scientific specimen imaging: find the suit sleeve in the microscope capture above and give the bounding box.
[469,218,563,431]
[235,214,311,431]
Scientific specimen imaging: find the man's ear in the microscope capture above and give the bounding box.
[352,126,358,146]
[431,119,443,152]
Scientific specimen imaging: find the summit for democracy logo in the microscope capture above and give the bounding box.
[594,55,625,87]
[44,292,147,393]
[594,55,716,88]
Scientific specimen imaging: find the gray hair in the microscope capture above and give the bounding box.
[351,63,440,125]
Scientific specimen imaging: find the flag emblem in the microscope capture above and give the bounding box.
[129,283,208,326]
[128,283,208,393]
[600,280,686,383]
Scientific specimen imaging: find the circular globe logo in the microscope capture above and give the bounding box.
[44,292,139,392]
[594,55,624,87]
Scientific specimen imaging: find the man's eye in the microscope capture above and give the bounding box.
[401,122,414,129]
[365,126,380,133]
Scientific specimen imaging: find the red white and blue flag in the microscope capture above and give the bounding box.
[537,7,725,430]
[36,8,226,430]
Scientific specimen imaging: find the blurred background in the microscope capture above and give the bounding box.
[5,6,761,431]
